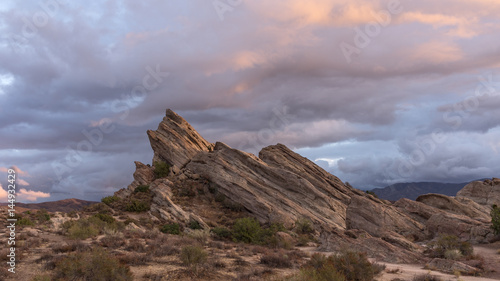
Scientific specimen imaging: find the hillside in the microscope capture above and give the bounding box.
[370,181,472,201]
[0,198,96,212]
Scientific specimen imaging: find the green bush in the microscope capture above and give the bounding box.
[17,217,34,226]
[101,196,120,205]
[153,161,170,179]
[429,235,473,258]
[35,209,51,222]
[188,220,202,230]
[329,251,384,281]
[54,247,133,280]
[232,217,262,244]
[365,191,378,198]
[299,252,383,281]
[295,263,346,281]
[62,215,121,240]
[125,200,150,212]
[491,204,500,235]
[295,218,314,234]
[180,245,208,266]
[93,213,115,224]
[211,227,232,240]
[160,223,181,235]
[134,185,150,193]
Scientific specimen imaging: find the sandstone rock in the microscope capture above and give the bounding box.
[425,212,493,243]
[147,109,214,168]
[346,195,426,241]
[456,178,500,207]
[149,178,209,229]
[395,198,493,243]
[416,193,491,222]
[116,161,154,198]
[185,141,350,230]
[426,258,480,275]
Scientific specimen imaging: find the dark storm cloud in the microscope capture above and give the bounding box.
[1,0,500,201]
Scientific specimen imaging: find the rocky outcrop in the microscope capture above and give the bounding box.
[116,161,155,198]
[346,195,426,241]
[394,198,493,243]
[120,109,497,263]
[456,178,500,207]
[149,179,208,229]
[426,258,480,275]
[147,109,214,168]
[416,193,491,222]
[185,142,350,230]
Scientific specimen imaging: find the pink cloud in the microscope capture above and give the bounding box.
[18,189,50,202]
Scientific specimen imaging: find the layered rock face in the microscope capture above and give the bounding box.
[119,109,496,262]
[147,109,214,168]
[456,178,500,207]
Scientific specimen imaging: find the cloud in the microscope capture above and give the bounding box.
[17,188,50,202]
[0,183,7,202]
[0,0,500,201]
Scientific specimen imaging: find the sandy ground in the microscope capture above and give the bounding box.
[377,245,500,281]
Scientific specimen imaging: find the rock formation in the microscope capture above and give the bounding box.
[456,178,500,207]
[147,109,214,168]
[118,109,496,263]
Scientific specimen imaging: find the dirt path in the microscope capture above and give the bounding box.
[298,245,500,281]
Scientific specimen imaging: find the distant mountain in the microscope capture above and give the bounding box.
[370,181,473,201]
[0,198,97,212]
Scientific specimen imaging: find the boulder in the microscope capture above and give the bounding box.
[426,258,480,275]
[416,193,491,222]
[456,178,500,207]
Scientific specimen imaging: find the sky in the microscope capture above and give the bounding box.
[1,0,500,203]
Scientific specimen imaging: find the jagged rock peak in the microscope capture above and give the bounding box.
[147,109,214,168]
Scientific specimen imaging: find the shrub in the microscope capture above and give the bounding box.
[153,161,170,179]
[160,223,181,235]
[189,220,202,230]
[188,229,210,243]
[101,196,120,205]
[211,227,232,240]
[17,217,34,226]
[232,217,262,244]
[260,253,293,268]
[125,200,150,212]
[54,247,133,281]
[100,235,126,249]
[491,204,500,235]
[428,235,473,258]
[413,273,442,281]
[93,213,115,224]
[295,218,314,234]
[35,209,51,222]
[134,185,150,193]
[365,191,378,198]
[296,263,346,281]
[180,245,208,266]
[302,251,383,281]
